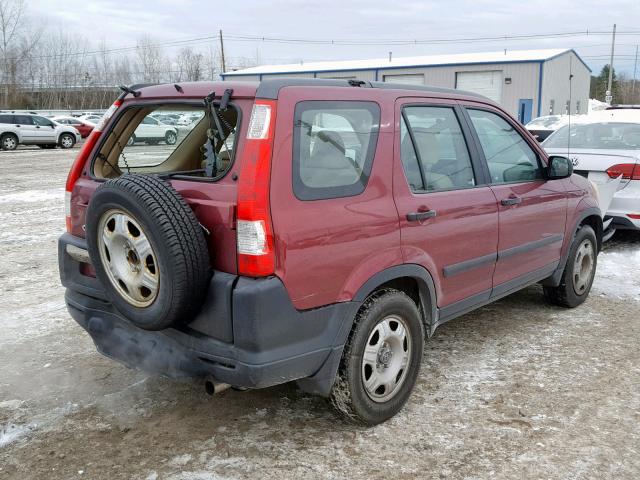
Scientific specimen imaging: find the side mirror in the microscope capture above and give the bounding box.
[547,155,573,180]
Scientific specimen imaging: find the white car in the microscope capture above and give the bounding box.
[543,113,640,239]
[127,116,178,146]
[0,113,80,150]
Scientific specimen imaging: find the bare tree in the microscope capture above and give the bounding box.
[136,35,164,83]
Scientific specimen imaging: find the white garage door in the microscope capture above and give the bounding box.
[455,71,503,103]
[382,74,425,85]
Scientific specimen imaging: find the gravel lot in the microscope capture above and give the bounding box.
[0,147,639,479]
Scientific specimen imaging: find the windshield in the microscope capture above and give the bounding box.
[543,122,640,150]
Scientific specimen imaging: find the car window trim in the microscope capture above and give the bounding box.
[398,101,487,194]
[461,105,546,186]
[88,99,242,184]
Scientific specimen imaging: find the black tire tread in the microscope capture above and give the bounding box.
[88,174,210,329]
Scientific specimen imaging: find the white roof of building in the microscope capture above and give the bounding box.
[224,48,583,76]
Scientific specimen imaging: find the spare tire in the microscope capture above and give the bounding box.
[85,174,211,330]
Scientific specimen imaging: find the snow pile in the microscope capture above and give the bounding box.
[592,247,640,302]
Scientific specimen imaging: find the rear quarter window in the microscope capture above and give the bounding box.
[0,114,13,124]
[292,100,380,200]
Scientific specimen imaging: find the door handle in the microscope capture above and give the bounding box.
[501,196,522,206]
[407,210,437,222]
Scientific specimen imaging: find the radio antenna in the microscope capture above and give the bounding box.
[567,55,573,159]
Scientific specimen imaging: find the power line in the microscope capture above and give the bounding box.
[8,28,640,62]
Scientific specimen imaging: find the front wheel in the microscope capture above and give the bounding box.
[59,133,76,149]
[543,225,597,308]
[330,289,424,425]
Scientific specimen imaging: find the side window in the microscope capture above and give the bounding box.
[33,116,54,127]
[401,106,475,192]
[293,101,380,200]
[467,109,543,184]
[14,115,33,125]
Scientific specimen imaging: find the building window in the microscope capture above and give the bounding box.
[549,100,555,115]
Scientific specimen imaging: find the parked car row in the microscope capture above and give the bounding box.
[0,113,81,150]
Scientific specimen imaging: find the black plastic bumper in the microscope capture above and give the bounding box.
[59,233,359,394]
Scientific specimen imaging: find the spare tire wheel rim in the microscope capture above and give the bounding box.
[97,209,159,307]
[362,315,412,403]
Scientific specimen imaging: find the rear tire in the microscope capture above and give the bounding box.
[330,289,424,425]
[165,131,177,145]
[1,133,18,151]
[602,226,616,242]
[543,225,597,308]
[85,174,211,330]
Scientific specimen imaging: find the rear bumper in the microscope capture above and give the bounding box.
[59,233,358,393]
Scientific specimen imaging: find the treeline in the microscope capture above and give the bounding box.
[589,65,640,105]
[0,0,258,110]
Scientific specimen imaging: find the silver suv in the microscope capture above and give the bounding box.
[0,113,81,150]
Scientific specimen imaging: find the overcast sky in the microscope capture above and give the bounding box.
[28,0,640,76]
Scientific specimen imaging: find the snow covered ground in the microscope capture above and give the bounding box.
[0,147,639,479]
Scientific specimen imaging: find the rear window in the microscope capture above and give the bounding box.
[292,100,380,200]
[543,122,640,150]
[93,104,238,180]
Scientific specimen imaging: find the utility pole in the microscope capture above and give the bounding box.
[632,45,638,99]
[606,23,616,104]
[219,29,226,74]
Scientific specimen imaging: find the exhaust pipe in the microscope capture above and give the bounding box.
[204,377,231,395]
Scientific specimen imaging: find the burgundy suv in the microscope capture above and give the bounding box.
[59,79,602,425]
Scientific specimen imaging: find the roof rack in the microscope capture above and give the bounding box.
[253,77,486,100]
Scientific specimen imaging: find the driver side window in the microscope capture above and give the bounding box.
[33,116,54,127]
[467,109,543,184]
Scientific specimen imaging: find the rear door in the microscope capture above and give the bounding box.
[392,97,499,311]
[463,105,567,291]
[13,115,37,141]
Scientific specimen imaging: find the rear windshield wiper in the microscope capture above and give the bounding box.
[203,89,233,177]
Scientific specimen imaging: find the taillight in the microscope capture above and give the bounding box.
[65,99,122,232]
[606,163,640,180]
[236,100,277,277]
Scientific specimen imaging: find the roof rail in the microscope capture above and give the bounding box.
[254,77,488,101]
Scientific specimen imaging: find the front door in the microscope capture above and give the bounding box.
[32,116,58,142]
[463,106,567,292]
[518,99,533,124]
[393,98,499,311]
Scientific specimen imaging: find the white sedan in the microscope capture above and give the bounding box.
[543,112,640,240]
[127,116,178,146]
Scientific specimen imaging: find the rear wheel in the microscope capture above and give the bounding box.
[1,133,18,151]
[126,135,135,146]
[543,225,597,308]
[602,226,616,242]
[330,289,424,425]
[59,133,75,149]
[165,131,177,145]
